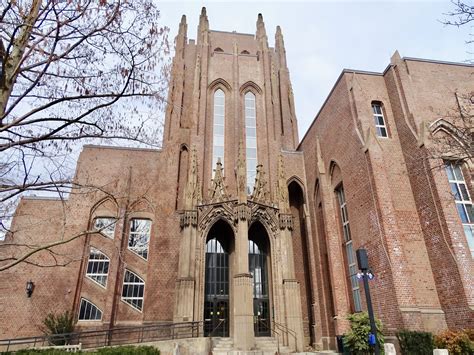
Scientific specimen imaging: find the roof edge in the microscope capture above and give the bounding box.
[82,144,162,153]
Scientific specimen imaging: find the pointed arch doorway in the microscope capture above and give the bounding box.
[203,220,233,337]
[249,222,271,337]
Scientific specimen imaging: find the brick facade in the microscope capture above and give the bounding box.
[0,8,472,351]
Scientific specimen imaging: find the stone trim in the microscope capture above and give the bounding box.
[180,210,198,228]
[279,213,293,230]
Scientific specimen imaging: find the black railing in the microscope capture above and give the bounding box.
[0,321,207,352]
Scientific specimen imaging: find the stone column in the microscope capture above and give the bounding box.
[280,214,305,352]
[174,210,198,322]
[232,204,255,350]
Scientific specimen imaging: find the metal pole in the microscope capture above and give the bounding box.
[362,270,380,355]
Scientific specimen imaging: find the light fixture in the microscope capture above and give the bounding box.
[26,280,34,297]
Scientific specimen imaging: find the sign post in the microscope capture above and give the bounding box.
[356,248,380,355]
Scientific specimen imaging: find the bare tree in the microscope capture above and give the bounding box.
[429,92,473,165]
[0,0,170,238]
[429,1,474,164]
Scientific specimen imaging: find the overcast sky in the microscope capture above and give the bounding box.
[157,0,473,139]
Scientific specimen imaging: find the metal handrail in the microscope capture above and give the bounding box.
[272,320,297,347]
[257,319,281,353]
[0,320,204,352]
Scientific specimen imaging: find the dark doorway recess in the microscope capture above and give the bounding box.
[204,220,233,337]
[249,222,271,337]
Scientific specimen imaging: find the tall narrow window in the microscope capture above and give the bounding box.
[336,186,362,312]
[122,269,145,311]
[245,92,257,194]
[372,103,388,138]
[446,162,474,257]
[86,248,110,287]
[78,298,102,321]
[128,219,152,260]
[212,89,225,173]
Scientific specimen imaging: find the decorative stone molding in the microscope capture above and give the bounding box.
[251,164,270,204]
[234,203,251,222]
[208,158,228,203]
[250,203,279,234]
[279,213,293,230]
[180,210,198,228]
[198,201,236,232]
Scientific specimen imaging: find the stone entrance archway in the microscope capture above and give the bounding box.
[249,222,271,337]
[203,220,234,337]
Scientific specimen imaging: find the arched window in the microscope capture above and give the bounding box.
[128,219,152,260]
[371,102,388,138]
[241,50,250,55]
[122,269,145,311]
[78,298,102,321]
[93,217,116,239]
[214,47,224,52]
[244,92,257,194]
[335,185,362,312]
[213,89,225,173]
[86,248,110,287]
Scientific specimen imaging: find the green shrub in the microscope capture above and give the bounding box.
[435,329,474,355]
[396,330,434,355]
[95,345,159,355]
[41,311,74,345]
[343,312,384,354]
[5,345,160,354]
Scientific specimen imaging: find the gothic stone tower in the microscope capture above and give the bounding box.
[168,8,306,351]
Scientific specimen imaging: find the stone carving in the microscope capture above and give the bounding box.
[209,158,228,203]
[250,202,279,234]
[276,154,289,210]
[184,146,202,209]
[180,210,198,228]
[198,201,236,233]
[251,164,269,204]
[235,203,251,222]
[236,139,247,202]
[279,213,293,230]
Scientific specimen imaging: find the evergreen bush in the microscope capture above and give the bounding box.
[343,312,384,354]
[396,330,434,355]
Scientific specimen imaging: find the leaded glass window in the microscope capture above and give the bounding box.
[122,269,145,311]
[336,186,362,312]
[86,248,110,287]
[128,219,151,260]
[372,103,388,138]
[212,89,225,174]
[94,217,116,239]
[78,298,102,321]
[245,92,257,195]
[445,162,474,257]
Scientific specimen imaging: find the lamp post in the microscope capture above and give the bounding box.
[356,248,380,355]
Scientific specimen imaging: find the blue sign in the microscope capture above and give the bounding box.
[368,333,376,346]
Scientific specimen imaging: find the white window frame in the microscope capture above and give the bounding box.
[372,103,388,138]
[78,298,102,321]
[85,247,110,288]
[212,89,225,174]
[122,269,145,312]
[128,219,152,260]
[93,217,116,239]
[445,162,474,257]
[245,91,257,195]
[336,187,362,312]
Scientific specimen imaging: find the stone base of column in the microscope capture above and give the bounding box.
[233,273,255,351]
[283,279,305,352]
[173,277,195,323]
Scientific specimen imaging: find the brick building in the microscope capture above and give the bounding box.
[0,8,473,352]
